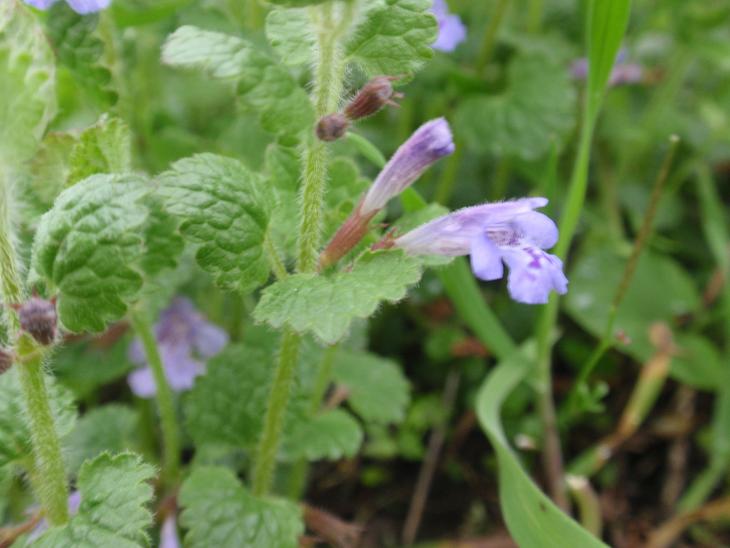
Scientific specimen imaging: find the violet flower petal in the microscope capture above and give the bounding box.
[160,515,181,548]
[360,118,454,216]
[502,247,568,304]
[23,0,57,9]
[431,0,466,52]
[65,0,111,13]
[192,323,229,358]
[128,367,156,398]
[160,345,205,392]
[469,234,504,281]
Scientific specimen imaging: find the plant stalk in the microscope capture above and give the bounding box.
[129,311,180,487]
[252,328,301,496]
[0,173,69,525]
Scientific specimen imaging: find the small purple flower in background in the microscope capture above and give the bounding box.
[320,118,454,268]
[391,197,568,304]
[127,297,228,398]
[160,515,181,548]
[571,49,644,87]
[29,491,81,541]
[431,0,466,52]
[23,0,110,14]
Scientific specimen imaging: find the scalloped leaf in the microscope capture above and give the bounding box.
[155,154,271,294]
[180,466,303,548]
[33,453,155,548]
[31,174,152,332]
[344,0,437,77]
[161,25,313,136]
[254,251,422,344]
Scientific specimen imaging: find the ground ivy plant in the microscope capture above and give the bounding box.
[0,0,621,545]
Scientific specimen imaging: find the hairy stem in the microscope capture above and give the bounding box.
[129,311,180,487]
[0,174,69,525]
[297,2,349,273]
[253,0,352,496]
[17,338,70,526]
[252,328,301,496]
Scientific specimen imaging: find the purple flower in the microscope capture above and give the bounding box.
[571,49,643,87]
[431,0,466,52]
[29,491,82,541]
[360,118,455,217]
[127,297,228,398]
[393,197,568,304]
[23,0,111,14]
[160,515,181,548]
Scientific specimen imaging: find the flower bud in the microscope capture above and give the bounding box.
[344,76,403,120]
[360,117,455,216]
[316,113,350,142]
[17,297,58,346]
[0,348,12,375]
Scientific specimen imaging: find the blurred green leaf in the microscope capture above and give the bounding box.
[33,453,155,548]
[66,116,132,186]
[565,247,699,361]
[476,348,607,547]
[345,0,437,77]
[185,334,362,461]
[455,54,576,160]
[162,26,314,136]
[46,4,116,107]
[254,251,422,345]
[65,405,140,475]
[0,0,56,166]
[280,409,363,460]
[671,334,724,390]
[156,154,271,294]
[333,350,410,423]
[266,8,314,66]
[180,466,303,548]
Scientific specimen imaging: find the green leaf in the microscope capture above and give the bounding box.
[34,453,155,548]
[265,143,301,257]
[27,132,77,207]
[475,347,607,548]
[0,368,76,469]
[31,174,151,332]
[180,466,303,548]
[280,409,363,461]
[67,116,132,186]
[161,26,313,135]
[585,0,633,119]
[185,333,363,461]
[344,0,437,77]
[455,54,576,160]
[254,250,422,345]
[265,8,314,66]
[671,334,724,391]
[0,0,56,165]
[65,405,140,475]
[565,247,700,361]
[46,3,116,107]
[333,350,410,423]
[156,154,271,294]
